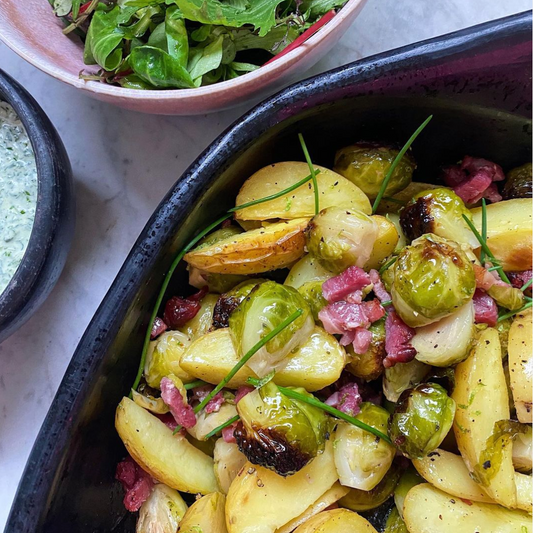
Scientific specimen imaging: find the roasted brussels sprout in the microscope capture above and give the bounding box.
[391,234,476,327]
[234,382,328,476]
[487,283,525,311]
[213,440,247,494]
[394,466,424,519]
[347,319,386,381]
[399,188,478,247]
[144,331,193,388]
[388,383,456,459]
[339,463,401,511]
[502,162,532,200]
[333,143,416,200]
[136,483,188,533]
[306,207,379,273]
[229,281,313,377]
[383,359,429,403]
[333,403,395,490]
[178,293,218,341]
[131,388,169,415]
[384,507,408,533]
[285,254,333,288]
[513,425,532,473]
[187,401,238,442]
[297,280,328,321]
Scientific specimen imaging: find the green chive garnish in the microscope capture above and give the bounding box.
[204,415,240,439]
[379,256,397,275]
[298,133,320,215]
[498,301,533,323]
[521,278,532,292]
[480,198,487,265]
[184,380,208,390]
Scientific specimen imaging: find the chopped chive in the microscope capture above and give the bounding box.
[205,415,240,439]
[379,256,397,275]
[184,380,208,390]
[173,309,303,433]
[298,133,320,215]
[524,296,532,302]
[480,198,487,265]
[497,301,533,322]
[277,386,392,444]
[487,265,501,272]
[133,167,326,394]
[380,300,393,306]
[372,115,433,214]
[381,196,406,205]
[246,371,275,389]
[461,215,510,284]
[521,278,532,292]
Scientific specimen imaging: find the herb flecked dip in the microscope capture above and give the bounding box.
[0,101,38,295]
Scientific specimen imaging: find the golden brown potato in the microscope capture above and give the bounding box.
[413,449,532,513]
[180,327,345,391]
[452,328,517,508]
[115,397,217,495]
[214,440,248,495]
[226,441,338,533]
[365,215,399,270]
[508,308,533,423]
[292,508,378,533]
[375,182,439,215]
[471,198,532,271]
[179,492,228,533]
[183,218,308,275]
[403,483,531,533]
[234,162,371,221]
[276,483,350,533]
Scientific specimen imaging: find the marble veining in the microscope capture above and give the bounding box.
[0,0,529,528]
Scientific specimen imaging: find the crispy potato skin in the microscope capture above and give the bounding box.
[184,218,309,274]
[404,484,531,532]
[115,398,217,495]
[508,309,533,423]
[471,198,532,271]
[292,508,378,533]
[452,329,516,508]
[235,162,371,220]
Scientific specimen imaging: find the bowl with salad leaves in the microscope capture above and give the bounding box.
[0,0,366,114]
[5,11,532,533]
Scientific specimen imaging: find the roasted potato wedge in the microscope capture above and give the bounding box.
[365,215,400,270]
[508,308,533,423]
[276,483,350,533]
[184,218,308,274]
[115,397,217,495]
[180,327,345,391]
[452,328,517,508]
[234,162,371,221]
[292,508,378,533]
[471,198,532,271]
[413,449,532,513]
[214,440,248,494]
[403,483,531,533]
[179,492,227,533]
[226,441,337,533]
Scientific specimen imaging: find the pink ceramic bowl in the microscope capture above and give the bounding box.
[0,0,367,115]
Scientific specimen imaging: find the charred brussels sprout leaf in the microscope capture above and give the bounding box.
[306,207,379,273]
[333,143,416,200]
[229,281,313,377]
[399,188,477,247]
[235,382,328,475]
[389,383,456,459]
[391,234,476,327]
[502,163,532,200]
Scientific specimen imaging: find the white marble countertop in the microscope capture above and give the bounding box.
[0,0,530,528]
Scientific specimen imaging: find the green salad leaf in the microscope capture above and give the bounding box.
[300,0,345,17]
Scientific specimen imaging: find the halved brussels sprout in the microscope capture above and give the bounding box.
[366,215,400,270]
[339,463,400,511]
[187,401,238,442]
[234,162,372,221]
[306,207,379,273]
[297,280,328,321]
[229,281,313,377]
[184,218,309,275]
[488,283,525,311]
[136,483,188,533]
[214,440,247,494]
[376,182,439,215]
[412,301,475,367]
[131,388,169,415]
[284,254,333,289]
[386,213,407,253]
[502,162,532,200]
[144,330,193,388]
[333,143,416,200]
[513,425,532,473]
[399,188,478,247]
[389,383,456,459]
[235,381,328,475]
[394,466,423,519]
[333,403,395,490]
[347,319,386,381]
[178,293,218,341]
[391,234,476,327]
[383,358,430,403]
[384,507,408,533]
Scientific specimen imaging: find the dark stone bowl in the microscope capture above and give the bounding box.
[5,11,532,533]
[0,71,74,343]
